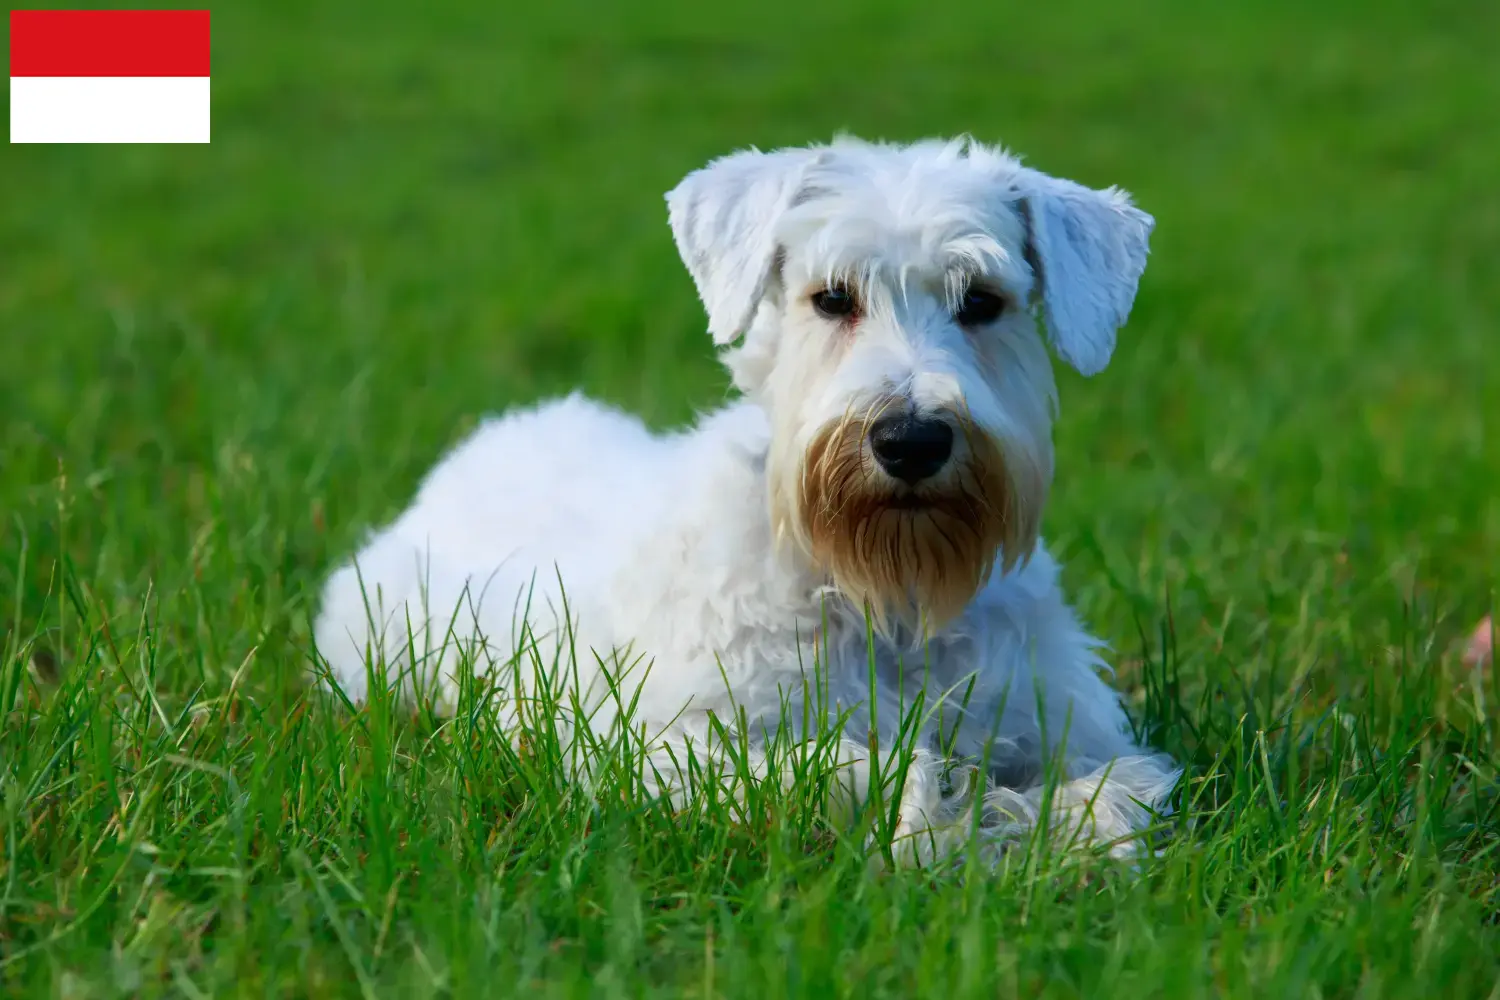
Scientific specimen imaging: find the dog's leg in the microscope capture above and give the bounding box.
[830,741,1179,866]
[634,731,977,867]
[958,614,1182,861]
[983,753,1179,860]
[822,742,973,868]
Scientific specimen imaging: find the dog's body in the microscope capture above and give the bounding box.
[315,136,1180,863]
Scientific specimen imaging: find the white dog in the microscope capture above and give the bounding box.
[314,135,1180,865]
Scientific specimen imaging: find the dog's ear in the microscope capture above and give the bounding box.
[1018,172,1154,376]
[667,148,817,346]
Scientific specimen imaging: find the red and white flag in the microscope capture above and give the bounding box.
[10,9,210,143]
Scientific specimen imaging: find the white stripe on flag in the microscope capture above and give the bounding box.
[10,77,211,144]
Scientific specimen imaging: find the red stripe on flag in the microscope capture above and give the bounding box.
[10,10,210,77]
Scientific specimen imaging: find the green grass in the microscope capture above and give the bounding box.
[4,0,1500,995]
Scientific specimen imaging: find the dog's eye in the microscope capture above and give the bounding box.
[955,289,1007,327]
[811,287,858,320]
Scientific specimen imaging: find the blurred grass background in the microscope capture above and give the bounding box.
[2,0,1498,995]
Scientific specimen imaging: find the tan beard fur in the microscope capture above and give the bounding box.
[788,403,1045,633]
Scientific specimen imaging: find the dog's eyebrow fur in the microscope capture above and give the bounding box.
[806,241,1018,320]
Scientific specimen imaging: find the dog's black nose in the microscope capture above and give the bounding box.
[869,415,954,483]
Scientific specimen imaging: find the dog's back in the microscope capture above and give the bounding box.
[313,392,675,704]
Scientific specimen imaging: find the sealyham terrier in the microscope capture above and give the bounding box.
[314,135,1180,865]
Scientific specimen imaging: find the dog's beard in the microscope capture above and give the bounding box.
[787,412,1045,632]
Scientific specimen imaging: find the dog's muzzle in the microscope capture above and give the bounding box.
[787,397,1042,629]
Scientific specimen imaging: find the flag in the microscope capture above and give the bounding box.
[10,10,210,143]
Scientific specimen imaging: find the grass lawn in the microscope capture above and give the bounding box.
[3,0,1499,995]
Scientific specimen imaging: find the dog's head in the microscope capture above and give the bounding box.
[667,136,1153,629]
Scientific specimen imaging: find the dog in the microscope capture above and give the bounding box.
[313,135,1180,866]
